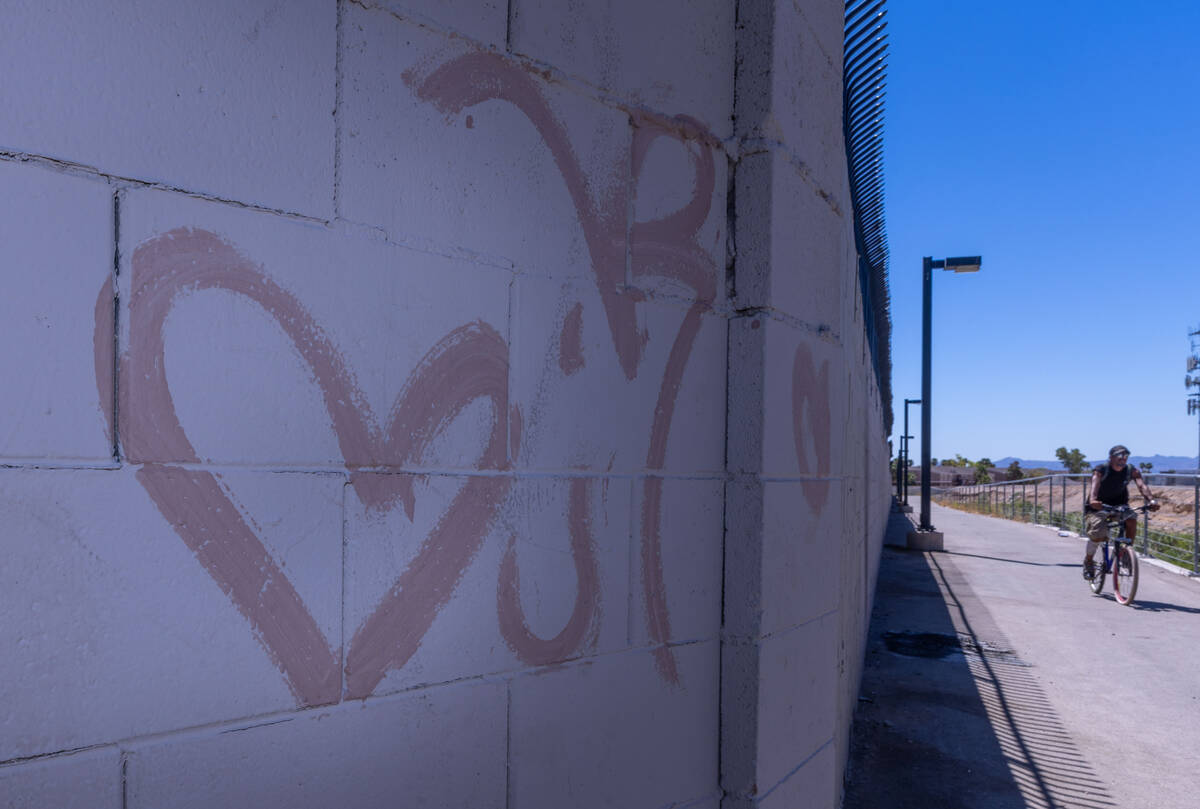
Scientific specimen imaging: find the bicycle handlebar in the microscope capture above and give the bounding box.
[1096,503,1155,517]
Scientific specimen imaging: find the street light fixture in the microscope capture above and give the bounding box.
[916,255,983,538]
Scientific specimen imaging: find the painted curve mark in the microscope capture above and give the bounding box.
[496,477,600,664]
[792,343,832,512]
[410,56,722,685]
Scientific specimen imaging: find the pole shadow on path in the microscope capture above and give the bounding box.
[843,509,1117,809]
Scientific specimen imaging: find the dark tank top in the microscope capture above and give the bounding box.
[1091,463,1131,509]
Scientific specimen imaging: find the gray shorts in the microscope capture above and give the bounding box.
[1085,512,1110,541]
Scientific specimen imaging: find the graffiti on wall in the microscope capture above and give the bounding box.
[91,50,734,705]
[793,343,832,512]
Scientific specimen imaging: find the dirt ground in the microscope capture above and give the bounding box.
[1139,484,1199,535]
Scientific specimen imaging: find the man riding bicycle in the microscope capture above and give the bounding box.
[1083,444,1159,579]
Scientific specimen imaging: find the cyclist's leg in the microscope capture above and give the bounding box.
[1083,512,1107,578]
[1124,515,1138,542]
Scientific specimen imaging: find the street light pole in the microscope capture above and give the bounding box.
[917,255,982,534]
[902,398,921,507]
[920,257,934,529]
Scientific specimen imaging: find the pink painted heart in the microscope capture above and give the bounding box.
[95,228,514,705]
[89,50,725,702]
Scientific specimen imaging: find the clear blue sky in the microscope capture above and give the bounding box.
[885,0,1200,465]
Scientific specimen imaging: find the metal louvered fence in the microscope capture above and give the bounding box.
[845,0,892,431]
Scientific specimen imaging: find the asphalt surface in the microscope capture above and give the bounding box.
[843,502,1200,809]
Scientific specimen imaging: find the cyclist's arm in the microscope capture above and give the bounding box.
[1131,467,1157,506]
[1088,469,1104,510]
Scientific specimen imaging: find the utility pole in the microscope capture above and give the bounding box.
[900,398,921,511]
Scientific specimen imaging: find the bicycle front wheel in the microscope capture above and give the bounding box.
[1113,544,1139,605]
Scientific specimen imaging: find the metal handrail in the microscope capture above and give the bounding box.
[934,473,1200,575]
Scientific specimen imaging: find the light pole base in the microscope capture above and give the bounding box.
[898,504,914,513]
[906,530,944,552]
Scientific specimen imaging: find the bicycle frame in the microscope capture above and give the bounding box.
[1099,513,1131,569]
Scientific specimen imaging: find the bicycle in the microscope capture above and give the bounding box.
[1086,504,1151,605]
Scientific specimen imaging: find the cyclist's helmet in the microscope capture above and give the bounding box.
[1109,444,1130,459]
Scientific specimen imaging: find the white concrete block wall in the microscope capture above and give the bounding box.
[0,468,326,760]
[370,0,509,49]
[722,2,892,808]
[0,1,335,218]
[125,680,508,809]
[1,2,891,808]
[0,162,112,463]
[509,0,737,139]
[0,748,122,809]
[510,645,720,807]
[339,8,632,279]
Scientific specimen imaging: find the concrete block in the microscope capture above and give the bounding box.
[630,121,728,308]
[793,0,847,66]
[638,300,727,475]
[757,741,836,809]
[735,1,848,206]
[510,278,725,474]
[370,0,508,48]
[733,151,849,327]
[731,0,775,144]
[509,643,719,808]
[726,316,766,476]
[719,638,760,800]
[509,278,644,471]
[907,530,945,551]
[0,162,113,462]
[0,1,335,217]
[763,324,847,481]
[632,478,723,647]
[0,466,342,760]
[343,475,630,698]
[730,151,773,304]
[755,614,837,797]
[125,680,507,809]
[764,1,847,200]
[341,9,631,280]
[0,748,121,809]
[761,481,843,637]
[118,189,511,469]
[721,477,764,644]
[509,0,735,139]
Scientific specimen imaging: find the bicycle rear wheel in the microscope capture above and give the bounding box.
[1113,544,1138,605]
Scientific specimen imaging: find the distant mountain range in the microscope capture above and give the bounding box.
[994,454,1198,472]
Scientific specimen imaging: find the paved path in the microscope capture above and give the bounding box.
[844,503,1200,809]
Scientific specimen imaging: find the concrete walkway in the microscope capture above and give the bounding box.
[844,502,1200,809]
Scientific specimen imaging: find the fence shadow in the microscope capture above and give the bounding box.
[1126,598,1200,615]
[844,508,1117,809]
